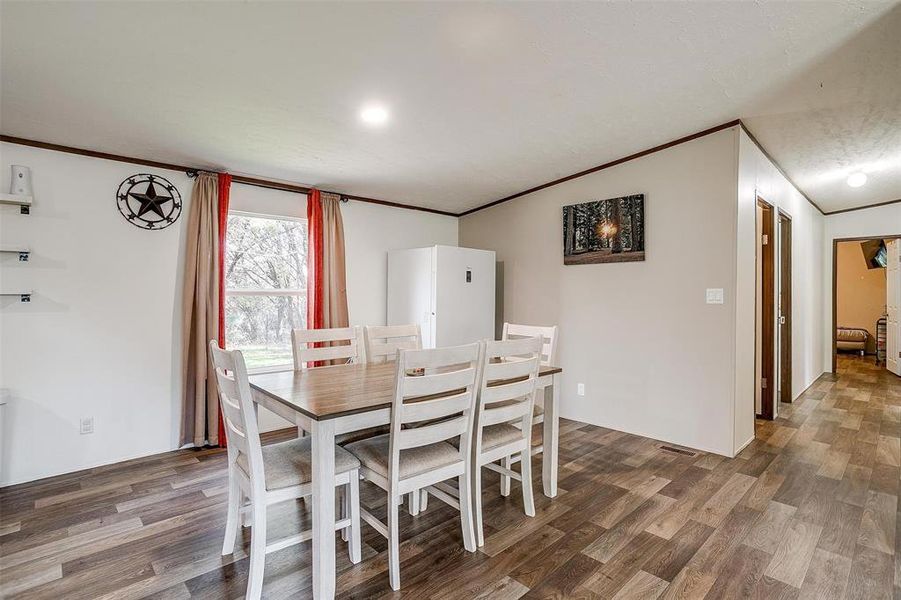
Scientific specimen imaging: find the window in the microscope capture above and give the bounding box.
[225,212,307,370]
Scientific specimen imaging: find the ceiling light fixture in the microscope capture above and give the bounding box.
[360,105,389,126]
[846,172,867,188]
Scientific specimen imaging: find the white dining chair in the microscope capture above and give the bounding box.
[471,336,542,546]
[500,322,558,496]
[363,324,422,364]
[502,322,558,366]
[291,326,365,370]
[288,326,370,441]
[361,324,428,515]
[344,343,481,590]
[209,341,362,600]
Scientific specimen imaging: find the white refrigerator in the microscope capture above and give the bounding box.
[387,245,496,348]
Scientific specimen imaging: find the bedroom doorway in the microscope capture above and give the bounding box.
[778,211,792,404]
[756,198,775,420]
[832,235,900,374]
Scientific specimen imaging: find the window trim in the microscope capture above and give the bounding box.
[228,209,306,224]
[224,289,306,296]
[225,210,308,372]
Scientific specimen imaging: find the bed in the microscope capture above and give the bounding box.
[836,327,868,355]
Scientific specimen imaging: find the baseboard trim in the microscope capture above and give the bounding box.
[560,411,732,458]
[733,436,755,458]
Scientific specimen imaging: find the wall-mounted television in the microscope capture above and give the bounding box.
[860,239,887,269]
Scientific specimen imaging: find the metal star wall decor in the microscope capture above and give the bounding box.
[116,174,182,230]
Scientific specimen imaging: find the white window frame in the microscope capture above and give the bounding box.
[225,210,308,373]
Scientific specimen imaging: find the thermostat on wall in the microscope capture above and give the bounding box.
[706,288,724,304]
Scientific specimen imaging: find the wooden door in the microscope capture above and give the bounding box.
[778,213,792,403]
[757,199,775,419]
[887,239,900,376]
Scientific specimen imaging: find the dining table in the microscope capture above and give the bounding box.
[249,360,562,599]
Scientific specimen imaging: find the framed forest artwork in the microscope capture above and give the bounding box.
[562,194,645,265]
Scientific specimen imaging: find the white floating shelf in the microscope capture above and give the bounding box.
[0,247,30,261]
[0,193,33,214]
[0,291,32,302]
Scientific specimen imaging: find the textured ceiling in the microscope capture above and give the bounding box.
[1,2,898,214]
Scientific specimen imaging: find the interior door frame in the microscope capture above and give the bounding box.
[831,234,901,373]
[756,198,775,420]
[778,210,792,404]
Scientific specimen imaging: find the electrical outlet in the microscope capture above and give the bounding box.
[80,417,94,435]
[577,383,585,396]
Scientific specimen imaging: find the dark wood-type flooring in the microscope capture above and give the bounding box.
[1,355,899,599]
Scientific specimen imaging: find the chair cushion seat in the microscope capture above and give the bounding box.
[481,423,524,450]
[236,437,360,491]
[449,423,523,452]
[345,434,461,480]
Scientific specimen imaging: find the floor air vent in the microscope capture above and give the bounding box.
[659,445,698,457]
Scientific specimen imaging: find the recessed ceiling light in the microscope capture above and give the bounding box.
[360,105,388,126]
[847,172,867,188]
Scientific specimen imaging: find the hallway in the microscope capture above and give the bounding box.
[748,354,900,598]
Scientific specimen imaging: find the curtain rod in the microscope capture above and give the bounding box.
[186,169,346,202]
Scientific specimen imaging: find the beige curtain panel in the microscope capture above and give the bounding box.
[180,172,221,447]
[319,191,349,330]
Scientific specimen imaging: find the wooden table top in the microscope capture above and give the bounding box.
[249,362,562,421]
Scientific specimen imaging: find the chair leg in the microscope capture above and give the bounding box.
[459,474,477,552]
[388,491,401,590]
[471,466,484,548]
[221,471,240,556]
[247,497,267,600]
[409,490,420,516]
[241,491,252,528]
[520,451,535,517]
[500,456,512,497]
[420,488,429,512]
[340,485,348,542]
[348,476,361,564]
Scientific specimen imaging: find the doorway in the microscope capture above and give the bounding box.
[832,235,901,374]
[756,198,775,420]
[778,211,792,404]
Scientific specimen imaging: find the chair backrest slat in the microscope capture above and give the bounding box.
[209,341,265,483]
[388,343,481,478]
[479,401,529,428]
[292,326,363,369]
[484,358,537,384]
[396,415,468,451]
[364,324,422,364]
[401,390,472,423]
[402,369,475,399]
[502,322,559,366]
[481,377,535,405]
[474,337,542,454]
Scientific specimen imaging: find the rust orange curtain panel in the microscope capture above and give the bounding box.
[307,189,349,336]
[180,172,230,447]
[215,173,231,447]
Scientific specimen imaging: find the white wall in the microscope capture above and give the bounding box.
[461,128,741,456]
[822,202,901,370]
[0,142,457,485]
[735,130,825,453]
[0,144,193,486]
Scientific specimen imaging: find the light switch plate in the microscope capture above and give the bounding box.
[706,288,724,304]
